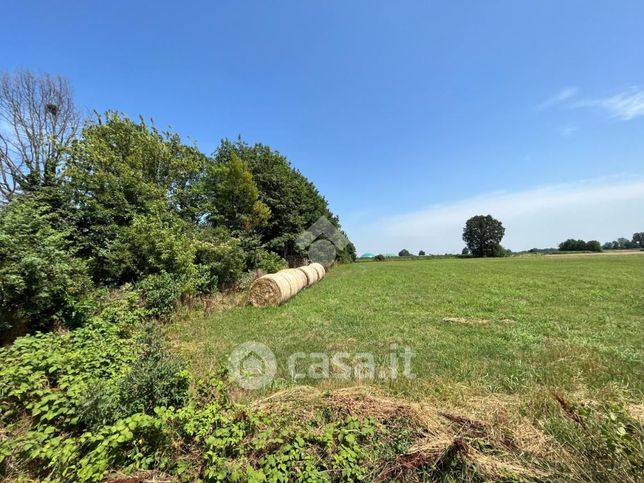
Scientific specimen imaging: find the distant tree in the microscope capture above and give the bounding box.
[633,232,644,248]
[398,249,411,257]
[586,240,602,252]
[461,247,471,256]
[462,215,505,257]
[374,254,386,261]
[616,237,635,249]
[602,242,613,250]
[559,239,586,251]
[418,250,426,256]
[0,71,80,203]
[338,241,357,263]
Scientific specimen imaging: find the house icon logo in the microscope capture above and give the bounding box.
[296,216,349,267]
[228,342,277,390]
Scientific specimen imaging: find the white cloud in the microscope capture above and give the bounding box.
[349,177,644,254]
[575,87,644,121]
[537,87,578,111]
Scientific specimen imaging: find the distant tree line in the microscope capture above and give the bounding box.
[602,233,644,250]
[558,239,602,252]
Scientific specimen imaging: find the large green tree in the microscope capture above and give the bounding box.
[65,113,207,283]
[462,215,506,257]
[211,139,353,263]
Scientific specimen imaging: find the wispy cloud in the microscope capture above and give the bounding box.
[558,125,578,137]
[537,87,578,111]
[349,177,644,254]
[575,87,644,121]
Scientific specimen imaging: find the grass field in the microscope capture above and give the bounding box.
[171,254,643,401]
[169,254,644,480]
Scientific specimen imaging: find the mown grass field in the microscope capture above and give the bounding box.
[168,254,644,480]
[171,254,643,403]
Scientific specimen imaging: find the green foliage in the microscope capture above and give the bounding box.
[65,113,207,283]
[546,399,644,481]
[212,139,350,262]
[559,238,602,252]
[249,248,288,274]
[398,249,412,257]
[106,213,198,285]
[462,214,506,257]
[337,240,357,263]
[194,236,246,290]
[137,272,185,317]
[0,316,384,482]
[0,192,92,337]
[204,152,270,234]
[374,254,386,261]
[117,323,189,416]
[633,232,644,248]
[418,250,426,256]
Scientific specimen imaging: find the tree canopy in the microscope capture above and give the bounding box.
[0,74,355,338]
[462,215,506,257]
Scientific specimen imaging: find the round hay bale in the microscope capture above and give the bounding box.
[278,268,308,293]
[309,262,326,280]
[297,265,320,286]
[249,274,292,307]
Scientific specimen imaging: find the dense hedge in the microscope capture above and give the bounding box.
[0,113,353,339]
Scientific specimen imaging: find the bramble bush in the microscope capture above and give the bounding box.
[0,298,381,482]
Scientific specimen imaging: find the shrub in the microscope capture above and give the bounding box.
[0,193,93,339]
[249,248,288,273]
[194,238,246,291]
[117,323,189,416]
[105,213,198,285]
[137,272,185,317]
[374,254,386,261]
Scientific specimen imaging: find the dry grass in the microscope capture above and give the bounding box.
[253,385,564,481]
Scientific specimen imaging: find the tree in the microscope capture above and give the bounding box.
[418,250,426,256]
[0,191,92,338]
[586,240,602,252]
[462,215,505,257]
[461,247,471,256]
[65,113,207,282]
[398,249,411,257]
[616,237,633,249]
[211,139,353,263]
[633,232,644,248]
[204,152,270,234]
[0,71,80,203]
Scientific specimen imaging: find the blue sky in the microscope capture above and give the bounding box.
[3,1,644,253]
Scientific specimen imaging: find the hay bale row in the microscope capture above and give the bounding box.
[249,263,326,307]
